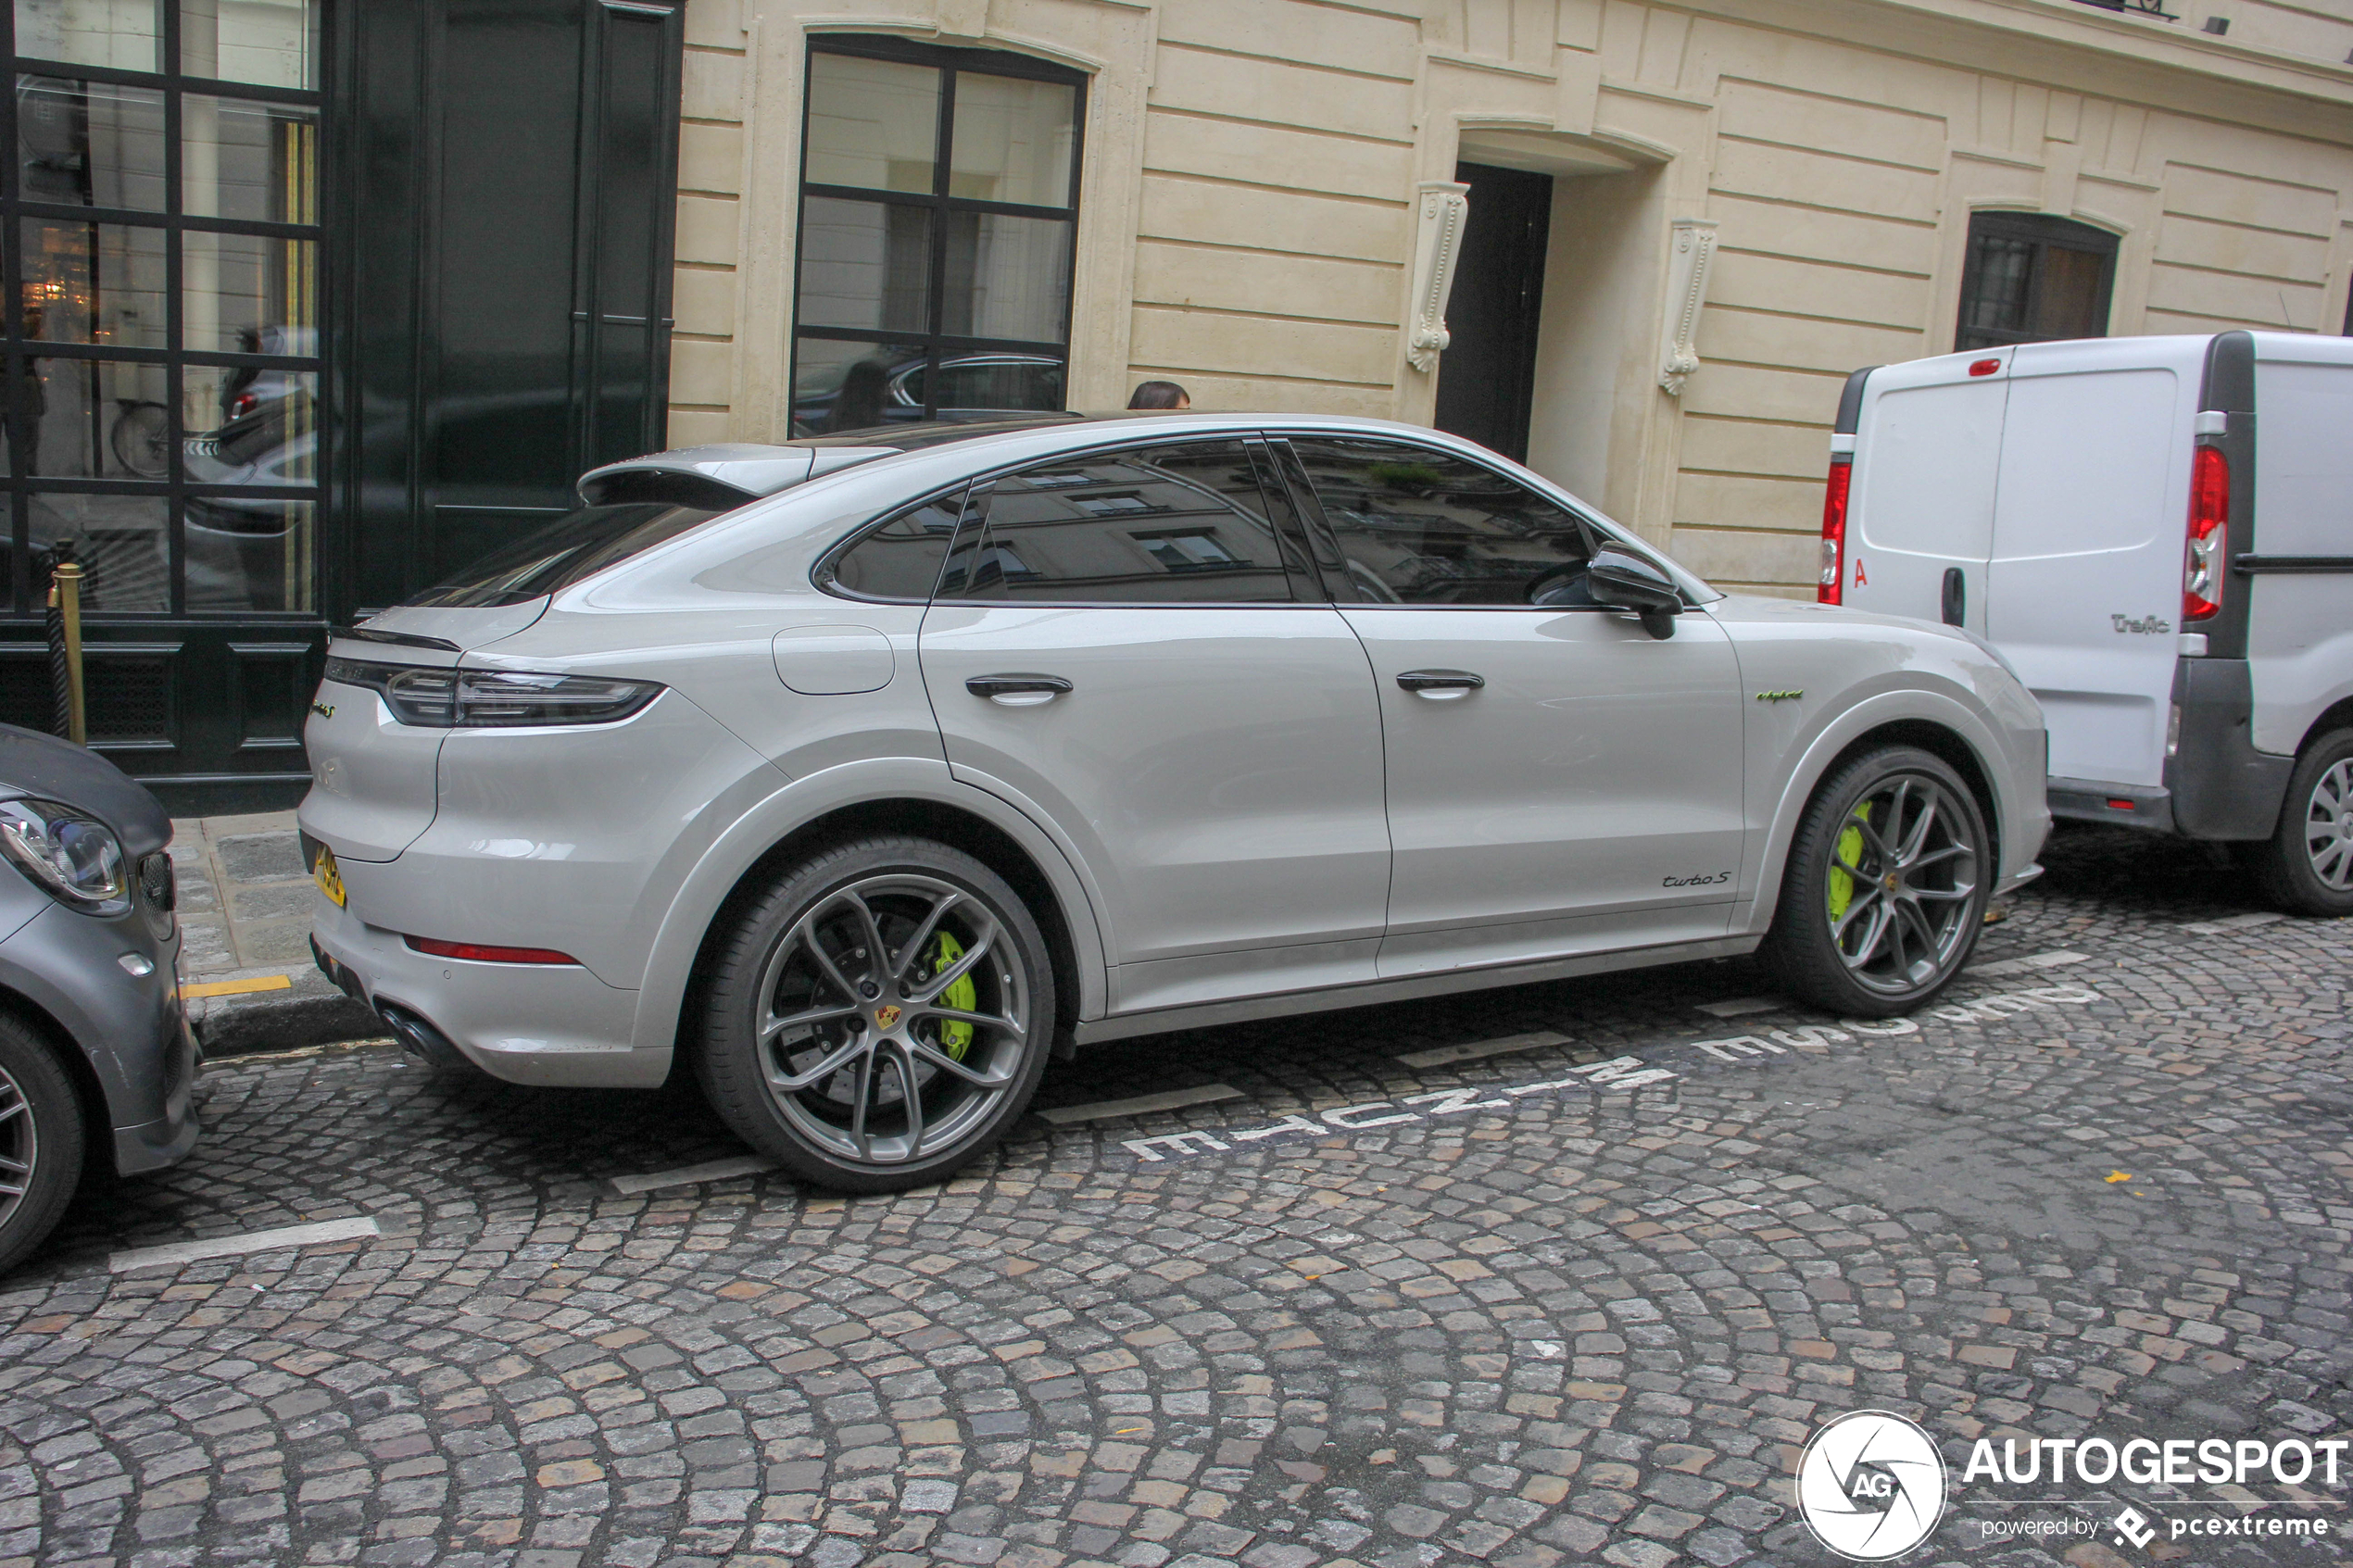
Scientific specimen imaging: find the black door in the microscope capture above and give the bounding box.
[345,0,683,614]
[1432,161,1551,465]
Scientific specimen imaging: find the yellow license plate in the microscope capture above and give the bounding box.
[313,845,346,908]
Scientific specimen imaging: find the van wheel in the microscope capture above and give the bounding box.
[1762,746,1989,1017]
[2246,729,2353,918]
[693,836,1055,1194]
[0,1014,85,1278]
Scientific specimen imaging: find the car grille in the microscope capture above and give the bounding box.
[138,851,175,913]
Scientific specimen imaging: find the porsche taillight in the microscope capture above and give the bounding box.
[2183,444,2228,622]
[1818,457,1853,605]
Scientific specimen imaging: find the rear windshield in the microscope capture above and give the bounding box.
[404,503,726,608]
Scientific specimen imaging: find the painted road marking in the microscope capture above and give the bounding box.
[1694,997,1780,1019]
[110,1216,381,1273]
[1037,1084,1243,1125]
[1395,1030,1570,1070]
[1969,948,2090,977]
[610,1156,776,1195]
[1688,983,2104,1062]
[180,974,294,999]
[1122,1058,1677,1163]
[2181,912,2284,935]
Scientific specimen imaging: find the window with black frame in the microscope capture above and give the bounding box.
[791,36,1081,437]
[4,0,323,618]
[1955,212,2117,351]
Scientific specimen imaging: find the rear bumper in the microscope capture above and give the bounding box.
[2164,657,2292,840]
[2049,777,2173,833]
[308,891,664,1088]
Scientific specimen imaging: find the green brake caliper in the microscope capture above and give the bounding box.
[1828,809,1869,923]
[932,931,975,1060]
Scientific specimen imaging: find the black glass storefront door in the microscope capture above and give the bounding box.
[0,0,682,812]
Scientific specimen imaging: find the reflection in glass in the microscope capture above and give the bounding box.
[12,0,161,72]
[30,493,167,611]
[903,354,1063,420]
[804,53,939,194]
[182,366,315,486]
[182,93,317,223]
[21,220,167,347]
[186,497,311,611]
[16,75,166,209]
[943,212,1070,343]
[182,231,314,353]
[795,196,929,333]
[22,355,170,479]
[949,73,1076,207]
[182,0,319,90]
[790,340,925,436]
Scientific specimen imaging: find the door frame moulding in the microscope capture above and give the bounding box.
[727,4,1154,441]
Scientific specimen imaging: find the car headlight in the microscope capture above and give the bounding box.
[0,798,128,913]
[321,659,662,728]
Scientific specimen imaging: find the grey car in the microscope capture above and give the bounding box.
[301,411,2049,1195]
[0,725,196,1272]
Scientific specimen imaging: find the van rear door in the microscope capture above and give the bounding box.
[1842,350,2007,631]
[2246,336,2353,759]
[1984,339,2205,790]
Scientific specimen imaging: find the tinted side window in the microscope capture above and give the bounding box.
[825,488,967,600]
[937,440,1300,604]
[1288,438,1596,607]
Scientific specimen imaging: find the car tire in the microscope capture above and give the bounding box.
[694,835,1055,1194]
[1762,746,1990,1018]
[2245,728,2353,918]
[0,1013,85,1277]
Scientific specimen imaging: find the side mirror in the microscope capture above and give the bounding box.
[1587,547,1682,639]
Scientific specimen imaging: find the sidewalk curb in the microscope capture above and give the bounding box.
[187,968,387,1058]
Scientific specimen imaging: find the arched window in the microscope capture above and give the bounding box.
[1955,213,2118,350]
[791,36,1084,436]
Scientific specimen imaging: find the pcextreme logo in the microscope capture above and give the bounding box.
[1795,1411,1948,1561]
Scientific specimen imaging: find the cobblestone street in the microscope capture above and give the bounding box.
[0,824,2346,1568]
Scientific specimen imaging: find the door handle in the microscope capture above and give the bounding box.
[1396,669,1484,700]
[1941,568,1965,627]
[966,672,1073,707]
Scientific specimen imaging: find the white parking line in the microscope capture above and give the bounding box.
[610,1156,776,1195]
[1395,1030,1569,1069]
[1969,948,2090,977]
[2181,911,2285,935]
[1694,997,1780,1019]
[109,1216,382,1273]
[1036,1084,1242,1124]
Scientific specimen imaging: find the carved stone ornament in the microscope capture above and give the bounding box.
[1657,217,1718,396]
[1407,181,1471,374]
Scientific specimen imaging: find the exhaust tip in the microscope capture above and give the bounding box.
[376,1003,473,1074]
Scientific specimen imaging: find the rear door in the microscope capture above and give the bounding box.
[918,437,1392,1016]
[2246,340,2353,757]
[1985,340,2198,787]
[1843,350,2008,632]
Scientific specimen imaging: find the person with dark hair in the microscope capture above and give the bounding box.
[1127,380,1190,410]
[827,358,889,433]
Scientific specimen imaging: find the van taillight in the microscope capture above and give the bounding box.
[1818,457,1853,605]
[2183,444,2227,621]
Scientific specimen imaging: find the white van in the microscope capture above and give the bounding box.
[1822,330,2353,915]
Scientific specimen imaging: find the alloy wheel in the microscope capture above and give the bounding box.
[0,1060,38,1235]
[2301,759,2353,892]
[1824,771,1981,997]
[752,872,1030,1169]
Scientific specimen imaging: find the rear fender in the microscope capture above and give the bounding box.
[630,757,1112,1054]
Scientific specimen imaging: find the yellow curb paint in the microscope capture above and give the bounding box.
[180,975,295,999]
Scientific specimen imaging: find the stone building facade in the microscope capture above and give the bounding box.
[664,0,2353,597]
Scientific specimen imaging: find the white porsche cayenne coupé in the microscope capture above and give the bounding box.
[300,413,2048,1190]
